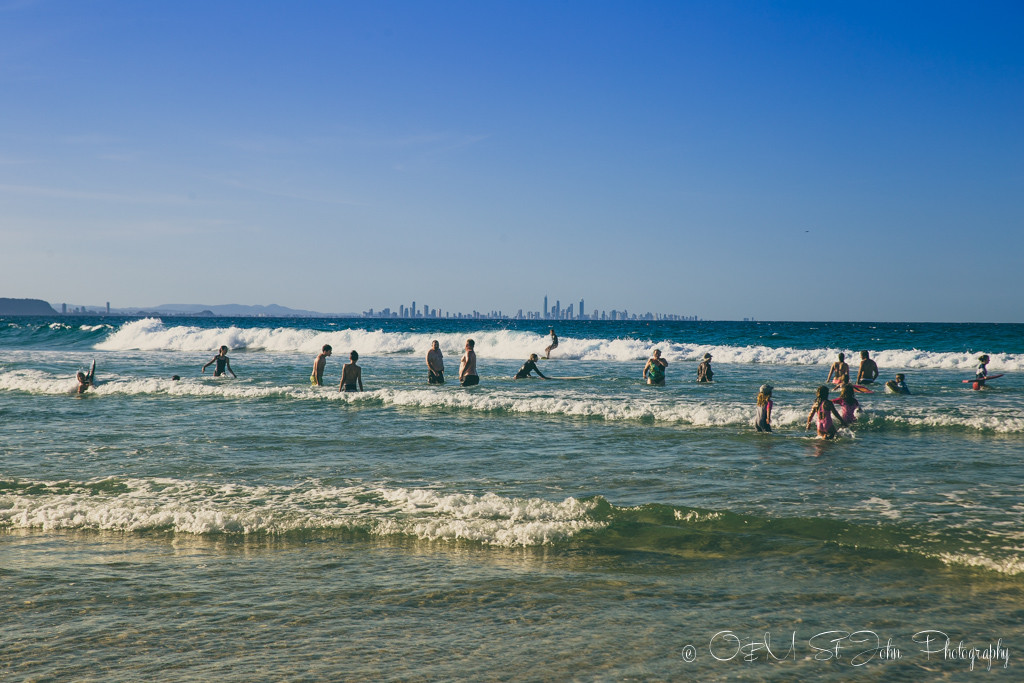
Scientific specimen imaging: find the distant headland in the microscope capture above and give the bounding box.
[0,298,59,315]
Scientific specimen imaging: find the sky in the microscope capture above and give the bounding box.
[1,1,1022,322]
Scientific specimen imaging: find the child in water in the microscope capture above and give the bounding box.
[805,385,847,439]
[753,384,773,432]
[885,374,910,394]
[832,383,860,424]
[976,354,990,380]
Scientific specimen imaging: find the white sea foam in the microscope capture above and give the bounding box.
[0,478,604,547]
[93,319,1024,370]
[3,368,1021,431]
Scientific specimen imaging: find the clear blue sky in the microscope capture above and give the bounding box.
[2,1,1022,321]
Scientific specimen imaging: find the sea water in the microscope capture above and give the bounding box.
[1,317,1021,681]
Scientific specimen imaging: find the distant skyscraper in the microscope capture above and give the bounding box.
[579,299,584,320]
[555,300,561,319]
[544,295,548,318]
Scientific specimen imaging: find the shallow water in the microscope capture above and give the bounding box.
[2,317,1021,680]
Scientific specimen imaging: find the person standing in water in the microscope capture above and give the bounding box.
[339,350,363,392]
[753,384,773,432]
[856,350,879,384]
[806,385,847,439]
[427,340,445,384]
[311,344,332,386]
[826,353,849,385]
[544,329,558,359]
[513,354,548,379]
[833,383,861,424]
[202,346,236,378]
[643,349,667,385]
[459,339,479,387]
[697,353,714,383]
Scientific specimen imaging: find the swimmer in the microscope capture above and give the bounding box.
[643,349,667,385]
[753,384,773,432]
[697,353,713,383]
[833,383,861,424]
[856,350,879,384]
[459,339,479,387]
[427,340,445,384]
[826,353,849,385]
[338,350,363,392]
[884,373,910,395]
[311,344,332,386]
[202,346,237,378]
[76,360,96,394]
[806,385,847,439]
[543,329,558,359]
[514,353,548,379]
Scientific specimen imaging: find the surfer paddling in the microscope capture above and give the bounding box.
[513,353,548,379]
[202,346,236,378]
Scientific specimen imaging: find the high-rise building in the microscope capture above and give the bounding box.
[555,300,561,319]
[544,296,548,318]
[579,299,584,320]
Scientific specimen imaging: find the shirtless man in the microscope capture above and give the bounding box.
[76,360,96,394]
[544,329,558,359]
[427,340,444,384]
[856,350,879,384]
[311,344,332,386]
[459,339,479,387]
[826,352,849,385]
[202,346,237,378]
[338,350,363,392]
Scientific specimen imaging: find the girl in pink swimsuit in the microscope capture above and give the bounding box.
[832,383,860,424]
[806,385,847,439]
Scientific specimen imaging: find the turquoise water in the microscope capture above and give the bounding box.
[2,317,1022,681]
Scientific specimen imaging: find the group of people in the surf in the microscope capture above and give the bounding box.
[75,334,999,439]
[641,347,997,440]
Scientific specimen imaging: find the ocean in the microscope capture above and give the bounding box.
[1,316,1021,681]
